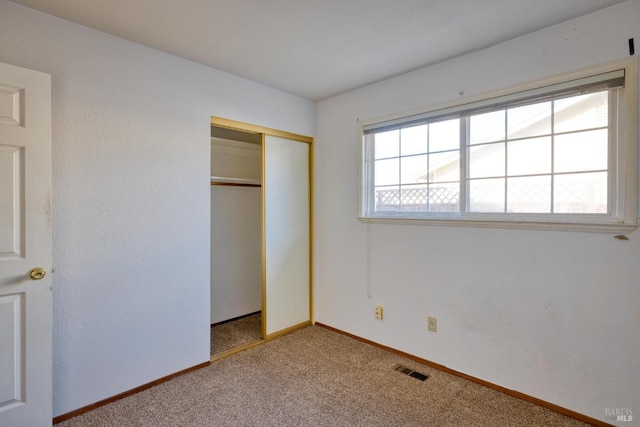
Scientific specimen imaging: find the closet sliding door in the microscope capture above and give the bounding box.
[263,135,311,337]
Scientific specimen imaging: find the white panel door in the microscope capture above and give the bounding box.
[0,62,52,426]
[263,135,310,336]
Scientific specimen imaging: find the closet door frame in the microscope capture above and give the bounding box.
[210,116,314,339]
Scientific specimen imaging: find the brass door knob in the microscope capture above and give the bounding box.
[29,268,46,280]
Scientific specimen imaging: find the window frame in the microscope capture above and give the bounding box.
[358,59,638,233]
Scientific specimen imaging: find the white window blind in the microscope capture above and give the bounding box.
[363,69,624,134]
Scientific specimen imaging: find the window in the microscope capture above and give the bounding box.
[360,61,637,232]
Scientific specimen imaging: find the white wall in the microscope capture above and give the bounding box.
[0,0,314,417]
[210,138,262,323]
[315,1,639,425]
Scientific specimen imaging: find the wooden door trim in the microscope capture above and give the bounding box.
[211,116,313,143]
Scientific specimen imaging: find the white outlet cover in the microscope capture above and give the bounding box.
[428,316,437,332]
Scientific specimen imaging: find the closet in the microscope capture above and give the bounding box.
[210,117,312,356]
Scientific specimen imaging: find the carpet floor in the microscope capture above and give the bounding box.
[59,325,590,426]
[211,312,262,356]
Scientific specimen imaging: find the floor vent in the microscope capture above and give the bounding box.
[394,364,429,381]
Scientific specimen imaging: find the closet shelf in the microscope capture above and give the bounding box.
[210,176,262,187]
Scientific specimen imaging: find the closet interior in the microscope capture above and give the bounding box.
[210,126,263,357]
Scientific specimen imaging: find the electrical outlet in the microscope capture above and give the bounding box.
[375,305,383,320]
[428,316,437,333]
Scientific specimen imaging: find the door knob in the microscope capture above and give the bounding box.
[29,268,46,280]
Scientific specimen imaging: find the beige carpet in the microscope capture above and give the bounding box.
[59,325,590,426]
[211,312,262,356]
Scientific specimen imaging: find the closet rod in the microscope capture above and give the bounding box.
[210,176,261,188]
[211,181,261,188]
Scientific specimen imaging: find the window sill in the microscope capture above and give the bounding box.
[358,215,637,234]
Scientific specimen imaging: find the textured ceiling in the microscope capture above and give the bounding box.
[10,0,625,100]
